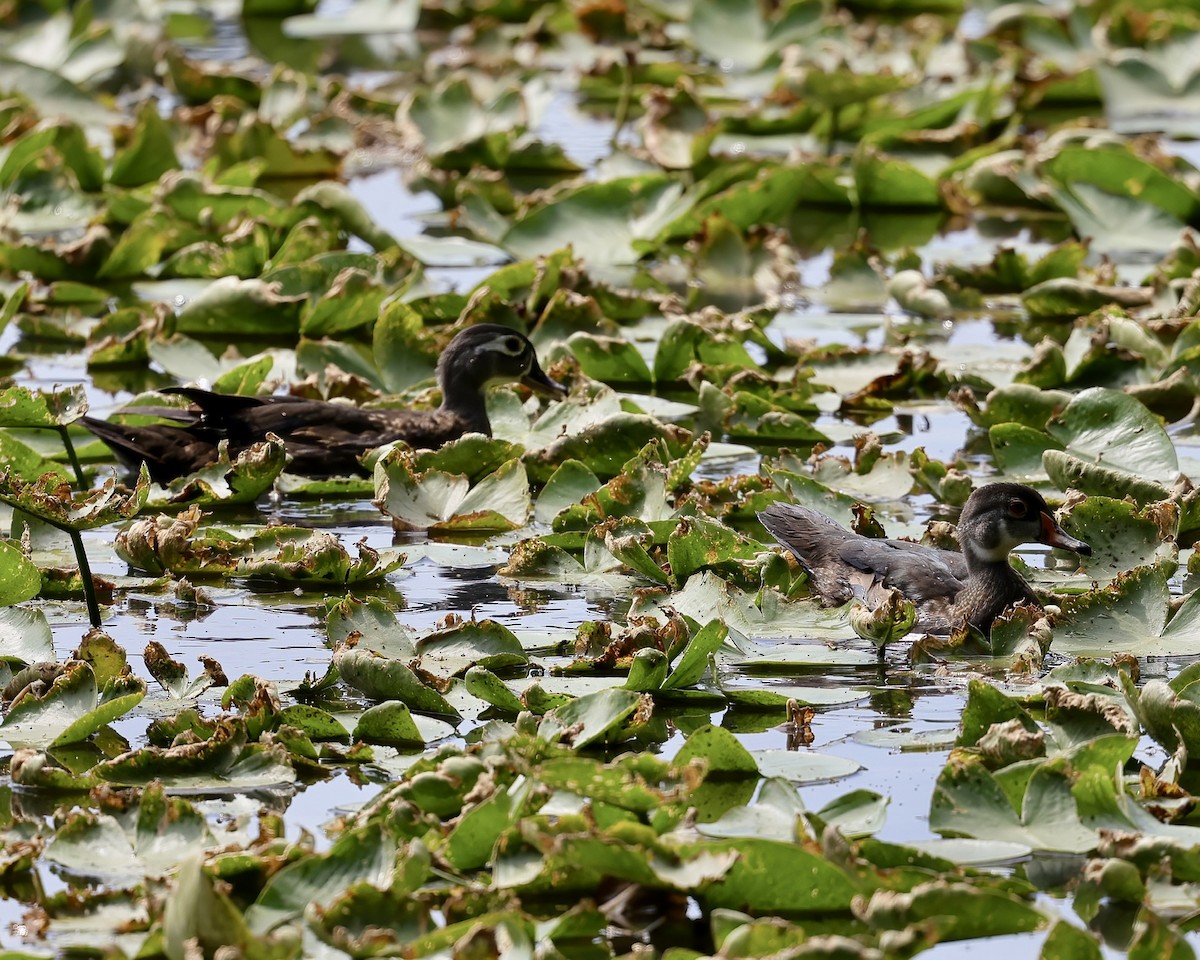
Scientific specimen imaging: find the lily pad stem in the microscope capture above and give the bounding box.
[36,514,102,628]
[611,46,636,147]
[827,108,840,157]
[57,426,86,488]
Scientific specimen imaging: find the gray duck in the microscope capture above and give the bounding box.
[83,324,566,482]
[758,482,1091,634]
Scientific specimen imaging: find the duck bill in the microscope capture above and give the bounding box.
[521,363,568,398]
[1038,511,1092,556]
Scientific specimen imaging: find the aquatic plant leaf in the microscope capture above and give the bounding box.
[0,58,119,129]
[464,666,525,713]
[374,453,530,532]
[1043,451,1171,507]
[116,511,404,584]
[1058,496,1177,582]
[352,702,425,747]
[653,318,759,383]
[74,629,126,688]
[46,789,215,883]
[534,460,602,525]
[0,383,86,426]
[635,572,873,664]
[640,85,716,169]
[2,661,146,748]
[689,0,823,70]
[568,332,653,384]
[164,856,291,960]
[0,540,40,606]
[1049,182,1185,255]
[854,148,943,209]
[661,620,728,692]
[665,515,766,587]
[691,837,862,913]
[110,100,180,188]
[155,436,287,508]
[855,882,1047,941]
[0,464,148,530]
[445,787,520,872]
[410,434,524,485]
[503,176,693,265]
[816,790,889,839]
[1045,387,1177,482]
[98,727,295,791]
[1040,920,1103,960]
[752,750,862,783]
[174,277,306,337]
[401,74,524,156]
[1022,277,1154,320]
[334,646,459,718]
[0,607,53,664]
[624,648,669,692]
[537,688,646,748]
[416,618,527,676]
[604,517,670,583]
[300,267,389,338]
[276,705,348,741]
[327,596,416,660]
[849,590,917,649]
[990,422,1058,479]
[675,723,759,777]
[143,642,220,701]
[1099,39,1200,137]
[1050,563,1200,657]
[1042,143,1199,224]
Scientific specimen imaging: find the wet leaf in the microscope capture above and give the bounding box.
[2,661,146,748]
[0,541,40,607]
[0,383,87,427]
[0,465,149,530]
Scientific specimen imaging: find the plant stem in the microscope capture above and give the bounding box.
[29,514,102,628]
[611,46,635,148]
[58,426,86,488]
[67,527,101,628]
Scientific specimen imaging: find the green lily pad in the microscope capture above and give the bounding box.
[0,607,53,664]
[333,645,459,718]
[2,661,146,748]
[503,176,693,265]
[0,466,149,530]
[374,451,530,533]
[116,509,405,585]
[0,540,40,606]
[537,688,646,748]
[0,383,87,427]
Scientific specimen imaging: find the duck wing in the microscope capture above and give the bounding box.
[759,502,967,609]
[165,389,476,477]
[838,538,966,604]
[81,416,219,485]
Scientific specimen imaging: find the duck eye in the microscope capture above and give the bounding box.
[503,337,523,355]
[1007,498,1028,518]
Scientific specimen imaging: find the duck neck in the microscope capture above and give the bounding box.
[961,540,1013,577]
[959,543,1038,628]
[438,376,492,434]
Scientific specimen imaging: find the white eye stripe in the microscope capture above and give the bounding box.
[477,336,527,356]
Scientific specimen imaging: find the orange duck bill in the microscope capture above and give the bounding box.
[1038,512,1091,556]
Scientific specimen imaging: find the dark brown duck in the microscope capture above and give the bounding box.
[83,324,566,482]
[758,482,1091,634]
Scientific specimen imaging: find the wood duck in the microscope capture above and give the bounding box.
[758,483,1091,634]
[83,324,566,482]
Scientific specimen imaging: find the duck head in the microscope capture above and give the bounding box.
[438,324,567,407]
[957,483,1091,567]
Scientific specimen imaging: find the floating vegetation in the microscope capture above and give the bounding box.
[3,0,1200,956]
